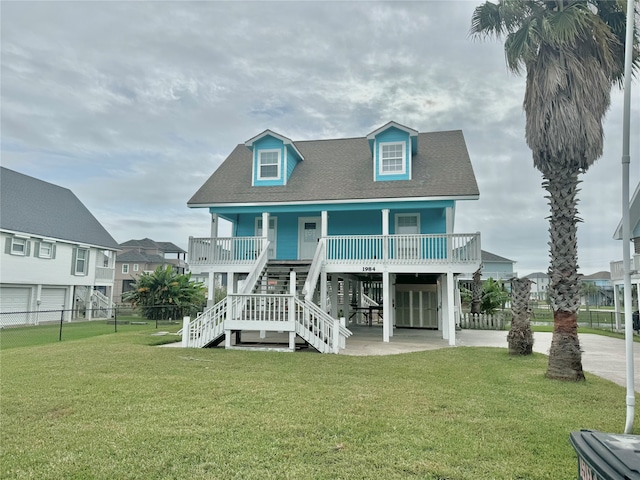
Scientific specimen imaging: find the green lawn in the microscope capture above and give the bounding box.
[0,317,181,350]
[1,331,638,479]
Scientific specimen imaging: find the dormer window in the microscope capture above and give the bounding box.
[380,142,406,175]
[259,150,281,180]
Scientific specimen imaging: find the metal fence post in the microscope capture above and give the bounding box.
[58,309,64,342]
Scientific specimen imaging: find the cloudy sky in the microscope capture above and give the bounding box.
[1,1,638,276]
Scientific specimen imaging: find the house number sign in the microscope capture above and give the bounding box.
[362,266,376,272]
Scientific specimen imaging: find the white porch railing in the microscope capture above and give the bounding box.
[610,256,640,281]
[95,266,115,282]
[189,233,481,268]
[188,236,266,266]
[325,233,481,265]
[182,292,352,353]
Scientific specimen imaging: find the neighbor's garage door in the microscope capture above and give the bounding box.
[0,287,31,326]
[39,287,67,322]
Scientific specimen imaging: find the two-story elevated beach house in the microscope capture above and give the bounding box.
[185,122,481,352]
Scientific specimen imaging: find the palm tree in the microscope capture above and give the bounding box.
[123,266,207,321]
[470,0,638,380]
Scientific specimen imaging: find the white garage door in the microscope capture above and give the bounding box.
[0,287,32,326]
[39,288,67,322]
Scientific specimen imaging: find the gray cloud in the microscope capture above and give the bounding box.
[1,0,638,274]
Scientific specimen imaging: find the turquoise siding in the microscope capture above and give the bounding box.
[230,206,449,261]
[251,136,302,186]
[252,136,285,187]
[374,127,411,182]
[285,145,300,181]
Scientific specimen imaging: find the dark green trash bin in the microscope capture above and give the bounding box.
[569,430,640,479]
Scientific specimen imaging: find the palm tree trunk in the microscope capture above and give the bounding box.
[471,268,482,315]
[543,166,585,381]
[508,278,534,355]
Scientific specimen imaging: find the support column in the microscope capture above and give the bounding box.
[440,275,449,340]
[382,209,389,261]
[210,213,219,239]
[330,275,339,318]
[65,286,74,322]
[389,273,395,336]
[320,270,328,313]
[446,271,456,346]
[289,271,296,351]
[321,211,328,238]
[261,212,269,241]
[208,271,216,307]
[85,286,93,320]
[614,284,621,331]
[383,270,391,342]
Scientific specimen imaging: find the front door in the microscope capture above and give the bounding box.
[395,213,420,260]
[298,217,321,260]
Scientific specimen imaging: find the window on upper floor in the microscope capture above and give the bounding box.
[37,241,54,259]
[73,248,89,276]
[133,264,139,272]
[122,264,129,274]
[258,150,280,180]
[380,142,406,175]
[9,238,27,256]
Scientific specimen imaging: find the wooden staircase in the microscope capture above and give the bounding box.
[253,261,311,296]
[181,259,352,353]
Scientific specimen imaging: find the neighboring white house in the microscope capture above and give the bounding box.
[523,272,550,302]
[611,180,640,325]
[0,167,119,325]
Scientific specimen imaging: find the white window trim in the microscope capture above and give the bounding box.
[379,141,407,176]
[133,264,139,272]
[122,264,129,274]
[257,149,281,180]
[394,213,421,234]
[10,238,27,256]
[39,241,53,259]
[75,248,88,276]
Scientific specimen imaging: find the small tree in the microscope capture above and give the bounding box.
[481,278,510,315]
[580,281,599,312]
[508,278,534,355]
[122,266,207,320]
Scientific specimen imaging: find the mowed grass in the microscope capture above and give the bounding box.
[1,332,638,480]
[0,317,180,350]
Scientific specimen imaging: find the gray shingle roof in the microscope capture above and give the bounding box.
[188,130,479,206]
[116,251,166,263]
[156,241,185,253]
[119,238,159,249]
[481,250,515,263]
[0,167,119,250]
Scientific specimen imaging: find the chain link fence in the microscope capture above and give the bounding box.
[0,304,203,350]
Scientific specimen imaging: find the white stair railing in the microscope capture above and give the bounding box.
[182,297,228,348]
[361,292,379,307]
[91,290,112,318]
[293,296,352,353]
[302,239,326,302]
[182,241,269,347]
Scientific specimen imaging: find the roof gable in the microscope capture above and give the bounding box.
[188,129,479,207]
[0,167,118,250]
